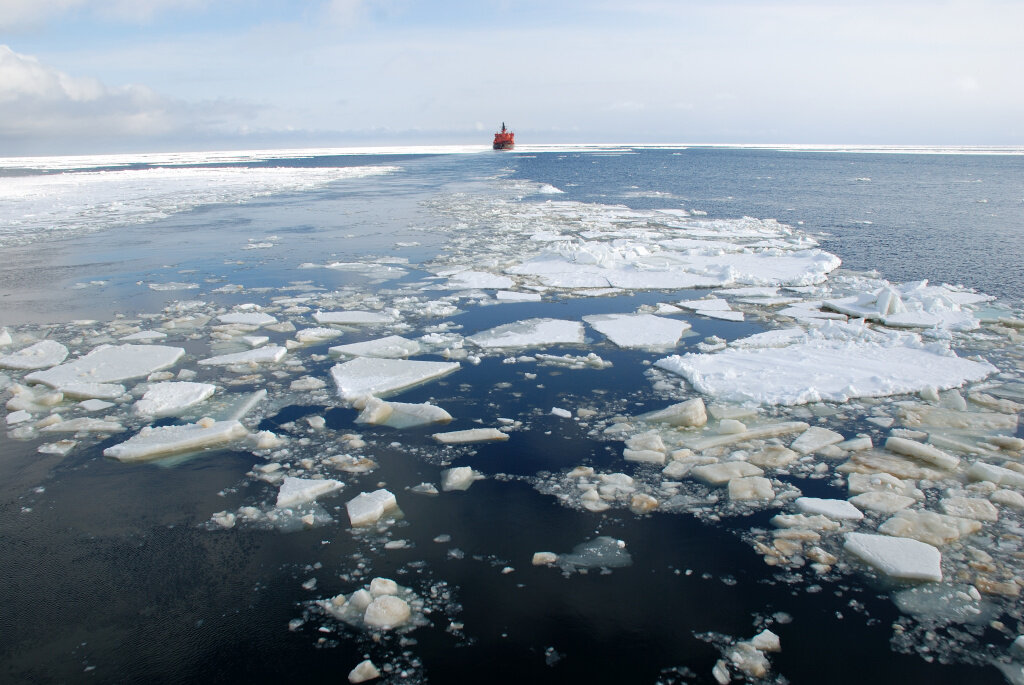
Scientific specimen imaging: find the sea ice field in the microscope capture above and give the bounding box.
[1,145,1023,683]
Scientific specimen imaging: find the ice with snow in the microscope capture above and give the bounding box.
[656,322,995,406]
[0,340,69,370]
[354,397,452,429]
[134,381,216,417]
[346,489,399,526]
[217,312,277,326]
[431,428,509,444]
[198,345,287,366]
[795,497,864,521]
[313,310,394,325]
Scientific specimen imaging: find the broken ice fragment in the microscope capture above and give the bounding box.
[431,428,509,445]
[276,476,343,509]
[348,659,381,683]
[556,536,632,572]
[331,357,460,404]
[198,345,287,366]
[329,335,421,359]
[363,595,411,629]
[134,382,216,417]
[843,532,942,582]
[637,398,707,427]
[795,497,864,521]
[103,418,248,462]
[583,313,691,349]
[790,427,845,454]
[441,466,480,491]
[353,397,453,429]
[467,318,584,349]
[0,340,69,370]
[691,462,764,485]
[26,344,184,388]
[313,310,394,325]
[217,312,277,326]
[877,509,981,546]
[346,489,398,526]
[884,436,959,470]
[728,476,775,501]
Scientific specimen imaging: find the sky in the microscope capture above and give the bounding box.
[1,0,1023,154]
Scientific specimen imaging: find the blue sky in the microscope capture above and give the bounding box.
[2,0,1022,154]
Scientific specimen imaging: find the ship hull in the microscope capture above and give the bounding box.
[492,141,514,150]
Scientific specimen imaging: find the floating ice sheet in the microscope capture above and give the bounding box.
[843,532,942,582]
[134,382,216,417]
[0,340,69,370]
[199,346,287,366]
[467,318,584,349]
[218,312,277,326]
[583,313,691,349]
[824,281,988,331]
[103,418,248,462]
[314,311,394,325]
[26,344,184,388]
[330,357,460,403]
[329,335,421,359]
[656,323,996,406]
[276,476,343,509]
[445,270,514,289]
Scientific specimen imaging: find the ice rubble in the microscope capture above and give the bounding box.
[824,281,991,331]
[656,322,996,406]
[583,313,691,349]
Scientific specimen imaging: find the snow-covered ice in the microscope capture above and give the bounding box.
[583,313,691,349]
[198,346,287,366]
[26,344,184,388]
[467,318,584,349]
[329,335,421,359]
[0,340,69,370]
[314,311,394,325]
[276,476,343,508]
[103,418,248,462]
[843,532,942,582]
[346,489,398,526]
[134,382,216,417]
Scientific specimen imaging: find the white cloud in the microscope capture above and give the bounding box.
[0,0,211,29]
[0,45,254,150]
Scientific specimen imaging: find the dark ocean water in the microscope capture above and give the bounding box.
[0,147,1020,684]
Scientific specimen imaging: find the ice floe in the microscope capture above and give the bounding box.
[330,358,460,404]
[329,335,421,359]
[583,313,691,349]
[467,318,584,348]
[314,310,395,325]
[656,322,996,406]
[0,340,69,370]
[843,532,943,582]
[276,476,343,508]
[198,346,287,366]
[103,418,248,462]
[26,344,184,389]
[134,381,216,417]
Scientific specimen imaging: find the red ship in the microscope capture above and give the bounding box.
[492,122,515,150]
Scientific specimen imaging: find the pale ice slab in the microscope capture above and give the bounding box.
[218,312,277,326]
[329,335,421,359]
[795,497,864,520]
[354,397,452,429]
[0,340,69,370]
[655,325,995,406]
[276,476,343,508]
[843,532,942,582]
[198,346,287,366]
[346,489,398,526]
[330,357,460,403]
[445,270,515,289]
[103,418,248,462]
[314,311,394,325]
[496,290,542,302]
[467,318,584,349]
[583,313,691,349]
[134,382,217,417]
[432,428,509,444]
[26,344,184,388]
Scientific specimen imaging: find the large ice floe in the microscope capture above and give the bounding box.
[655,321,997,406]
[330,357,460,404]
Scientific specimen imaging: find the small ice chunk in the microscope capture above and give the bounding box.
[431,428,509,444]
[795,497,864,521]
[884,437,959,470]
[79,399,114,412]
[331,357,460,403]
[623,449,666,465]
[746,445,798,468]
[849,491,915,513]
[329,335,421,359]
[878,509,982,546]
[637,398,707,427]
[790,426,845,454]
[691,462,764,485]
[134,382,216,417]
[363,595,411,629]
[37,440,77,456]
[441,466,479,491]
[6,410,31,425]
[967,461,1024,488]
[348,659,381,683]
[276,476,343,508]
[0,340,69,370]
[26,344,184,387]
[120,330,167,341]
[750,629,781,652]
[940,496,998,522]
[198,345,287,366]
[369,577,399,597]
[718,419,747,434]
[532,552,558,565]
[551,407,572,418]
[294,327,342,343]
[346,489,398,526]
[354,397,453,428]
[728,476,775,501]
[843,532,942,582]
[103,419,248,462]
